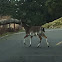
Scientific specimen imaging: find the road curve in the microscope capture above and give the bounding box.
[0,29,62,62]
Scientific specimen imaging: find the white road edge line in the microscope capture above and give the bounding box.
[14,32,25,34]
[46,29,62,31]
[0,35,8,39]
[0,32,25,39]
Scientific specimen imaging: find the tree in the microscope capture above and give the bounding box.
[0,0,62,26]
[45,0,62,20]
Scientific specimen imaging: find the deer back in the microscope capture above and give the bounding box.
[29,26,41,32]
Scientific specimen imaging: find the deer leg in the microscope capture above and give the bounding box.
[43,34,49,47]
[24,35,29,45]
[29,36,33,47]
[37,35,42,47]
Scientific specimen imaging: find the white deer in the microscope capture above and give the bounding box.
[21,20,49,47]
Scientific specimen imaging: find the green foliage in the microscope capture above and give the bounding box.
[45,0,62,20]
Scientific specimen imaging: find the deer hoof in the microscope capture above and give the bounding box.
[29,45,31,47]
[37,46,40,48]
[48,46,49,47]
[24,43,26,45]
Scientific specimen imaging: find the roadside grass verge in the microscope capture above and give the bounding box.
[42,17,62,29]
[0,29,25,37]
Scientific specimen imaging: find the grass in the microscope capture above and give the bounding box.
[0,29,25,37]
[42,17,62,29]
[0,32,14,37]
[18,29,25,32]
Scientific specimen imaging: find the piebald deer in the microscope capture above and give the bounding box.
[21,20,49,47]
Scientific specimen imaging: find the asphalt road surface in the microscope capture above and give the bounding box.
[0,29,62,62]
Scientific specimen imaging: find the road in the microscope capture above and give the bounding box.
[0,29,62,62]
